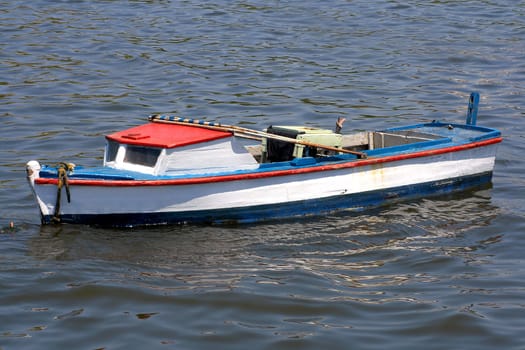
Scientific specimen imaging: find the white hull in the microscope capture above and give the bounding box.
[28,143,497,226]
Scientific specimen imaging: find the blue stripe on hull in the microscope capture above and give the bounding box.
[44,172,493,227]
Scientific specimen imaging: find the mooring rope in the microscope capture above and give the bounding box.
[52,162,74,223]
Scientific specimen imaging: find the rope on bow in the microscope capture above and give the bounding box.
[52,162,75,223]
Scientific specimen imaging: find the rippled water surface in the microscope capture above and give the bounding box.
[1,1,524,349]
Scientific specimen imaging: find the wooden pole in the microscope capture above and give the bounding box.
[149,115,367,159]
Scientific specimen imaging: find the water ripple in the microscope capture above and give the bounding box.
[2,0,525,349]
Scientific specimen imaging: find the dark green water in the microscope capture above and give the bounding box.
[1,1,524,349]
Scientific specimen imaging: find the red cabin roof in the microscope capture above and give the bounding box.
[106,122,232,148]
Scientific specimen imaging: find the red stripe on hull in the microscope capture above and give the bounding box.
[35,137,502,187]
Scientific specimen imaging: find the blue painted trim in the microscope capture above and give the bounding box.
[43,172,493,227]
[38,165,137,180]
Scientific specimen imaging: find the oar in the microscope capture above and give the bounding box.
[148,115,367,159]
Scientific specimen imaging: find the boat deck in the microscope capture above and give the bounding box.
[36,121,500,182]
[389,122,500,143]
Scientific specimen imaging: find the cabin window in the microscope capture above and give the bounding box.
[124,145,161,167]
[106,140,120,162]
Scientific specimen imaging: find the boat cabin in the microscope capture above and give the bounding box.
[104,122,260,176]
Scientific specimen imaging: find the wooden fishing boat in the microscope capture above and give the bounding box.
[26,93,502,227]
